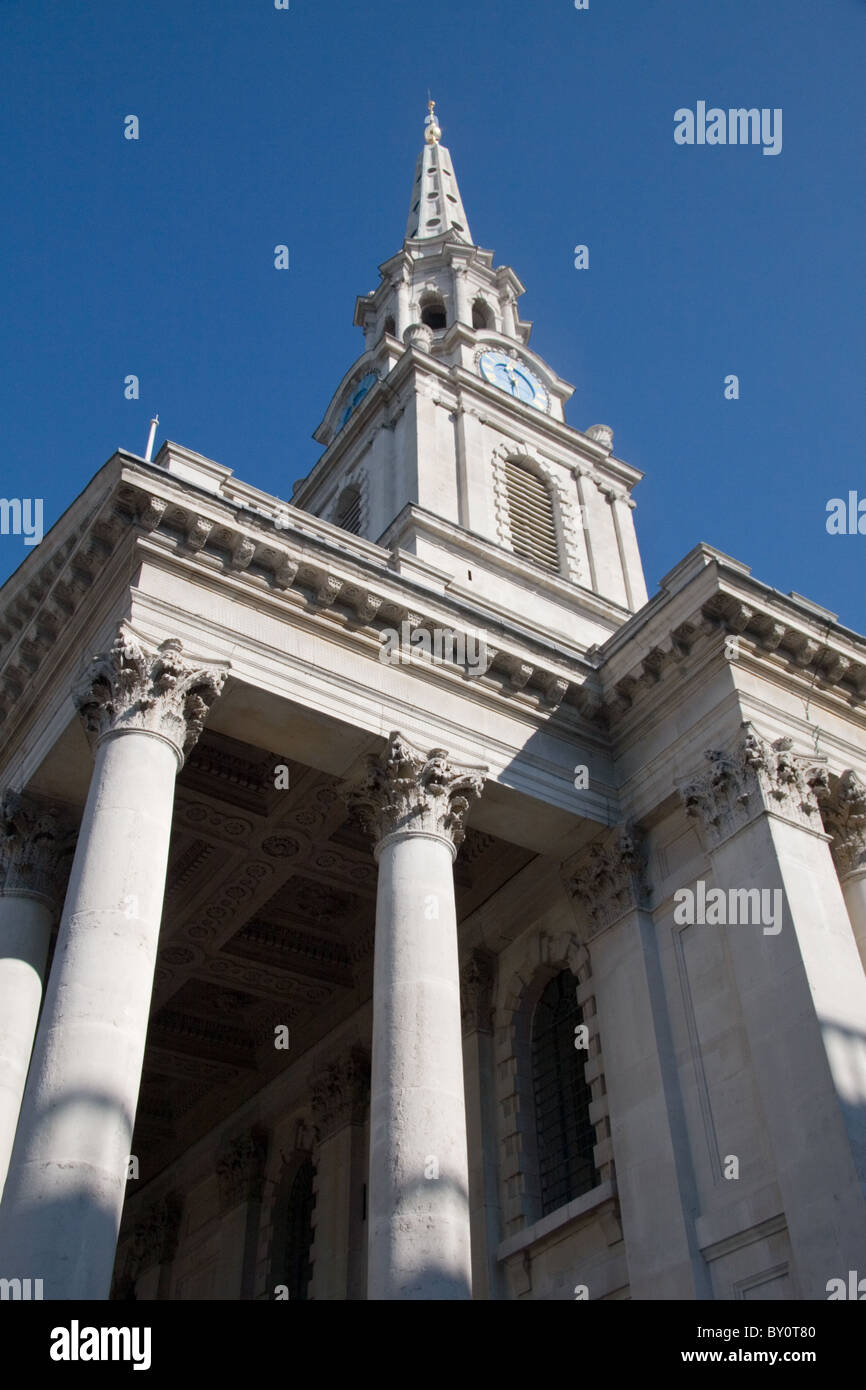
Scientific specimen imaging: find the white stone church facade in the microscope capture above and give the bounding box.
[1,108,865,1301]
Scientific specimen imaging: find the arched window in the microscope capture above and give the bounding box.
[503,460,559,571]
[472,299,492,330]
[531,971,597,1215]
[336,484,362,536]
[271,1156,315,1300]
[383,314,396,338]
[420,291,447,331]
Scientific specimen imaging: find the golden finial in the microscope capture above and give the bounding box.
[424,98,441,146]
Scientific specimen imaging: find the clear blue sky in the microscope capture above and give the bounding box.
[2,1,864,631]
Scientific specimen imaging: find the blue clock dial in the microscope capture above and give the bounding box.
[478,350,548,411]
[339,372,379,428]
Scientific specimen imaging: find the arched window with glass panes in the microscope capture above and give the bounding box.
[503,459,559,572]
[270,1155,315,1300]
[530,970,598,1214]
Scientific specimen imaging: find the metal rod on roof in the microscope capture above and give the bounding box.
[144,414,159,462]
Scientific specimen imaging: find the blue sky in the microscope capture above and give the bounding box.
[1,0,864,631]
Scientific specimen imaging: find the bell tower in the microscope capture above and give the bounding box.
[292,104,648,652]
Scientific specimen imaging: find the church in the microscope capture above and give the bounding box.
[1,103,865,1302]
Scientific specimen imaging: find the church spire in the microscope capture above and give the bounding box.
[405,101,473,244]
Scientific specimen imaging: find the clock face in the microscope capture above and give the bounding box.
[478,350,548,411]
[339,372,378,428]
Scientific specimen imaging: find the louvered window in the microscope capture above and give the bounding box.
[503,461,559,571]
[336,485,362,536]
[531,971,598,1215]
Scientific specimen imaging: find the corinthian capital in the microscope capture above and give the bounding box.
[311,1047,370,1141]
[75,626,227,765]
[460,949,495,1034]
[341,731,486,856]
[821,769,866,877]
[0,791,76,910]
[216,1130,268,1211]
[131,1193,183,1271]
[566,827,648,940]
[680,723,829,851]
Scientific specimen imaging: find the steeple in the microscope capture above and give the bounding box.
[405,102,472,244]
[295,105,649,643]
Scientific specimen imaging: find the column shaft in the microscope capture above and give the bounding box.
[0,896,53,1198]
[370,832,470,1299]
[0,732,177,1296]
[395,278,411,339]
[341,731,486,1301]
[0,795,72,1200]
[453,269,471,326]
[839,870,866,971]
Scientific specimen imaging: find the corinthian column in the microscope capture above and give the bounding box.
[0,795,74,1198]
[342,732,486,1300]
[452,266,471,326]
[822,769,866,973]
[0,627,226,1299]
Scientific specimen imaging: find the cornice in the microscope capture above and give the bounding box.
[596,550,866,733]
[0,463,610,744]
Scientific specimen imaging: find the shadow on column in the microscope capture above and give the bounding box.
[0,1084,137,1301]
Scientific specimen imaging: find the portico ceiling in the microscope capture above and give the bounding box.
[131,729,534,1176]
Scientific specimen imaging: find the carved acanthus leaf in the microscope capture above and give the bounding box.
[821,769,866,876]
[216,1130,268,1210]
[310,1048,370,1140]
[567,828,648,939]
[0,792,76,908]
[460,949,496,1034]
[680,723,829,849]
[75,627,227,764]
[131,1193,183,1271]
[340,731,486,853]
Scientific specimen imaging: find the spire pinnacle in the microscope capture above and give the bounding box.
[424,99,441,146]
[406,102,473,244]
